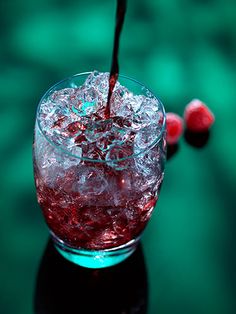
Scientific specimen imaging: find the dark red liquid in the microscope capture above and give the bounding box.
[34,162,158,250]
[105,0,127,119]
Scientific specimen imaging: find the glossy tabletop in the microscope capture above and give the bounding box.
[1,1,236,313]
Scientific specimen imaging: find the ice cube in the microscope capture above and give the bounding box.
[48,89,74,115]
[96,136,112,152]
[74,167,108,195]
[83,143,105,160]
[128,95,146,113]
[49,88,75,102]
[84,71,109,99]
[65,121,86,136]
[134,98,160,127]
[74,133,87,146]
[52,116,68,129]
[135,148,162,187]
[105,145,133,170]
[64,144,82,168]
[84,119,113,142]
[134,124,159,152]
[112,116,132,128]
[110,86,130,116]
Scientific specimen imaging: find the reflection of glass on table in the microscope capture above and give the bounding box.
[34,240,148,314]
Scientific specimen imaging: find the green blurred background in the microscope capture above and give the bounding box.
[0,0,236,313]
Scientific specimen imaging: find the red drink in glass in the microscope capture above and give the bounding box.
[33,72,166,268]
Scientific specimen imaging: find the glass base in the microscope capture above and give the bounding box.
[51,234,140,269]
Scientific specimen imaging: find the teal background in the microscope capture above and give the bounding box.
[0,0,236,313]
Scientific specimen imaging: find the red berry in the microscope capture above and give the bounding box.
[184,99,215,132]
[166,113,183,145]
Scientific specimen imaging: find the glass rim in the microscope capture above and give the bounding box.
[36,71,166,163]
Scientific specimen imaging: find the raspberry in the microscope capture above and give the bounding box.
[166,112,183,145]
[184,99,215,132]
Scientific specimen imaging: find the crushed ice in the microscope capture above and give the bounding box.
[38,71,163,166]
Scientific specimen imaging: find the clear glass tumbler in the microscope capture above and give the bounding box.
[33,72,166,268]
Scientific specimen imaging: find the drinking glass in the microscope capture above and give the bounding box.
[33,72,166,268]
